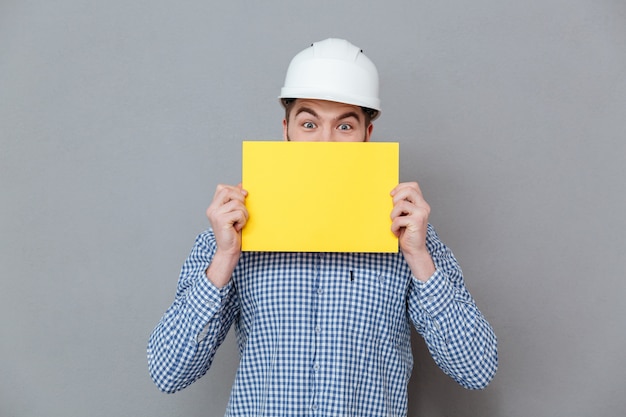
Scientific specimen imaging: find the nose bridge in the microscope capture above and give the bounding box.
[319,122,335,142]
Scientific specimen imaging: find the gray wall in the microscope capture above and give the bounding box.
[1,1,625,416]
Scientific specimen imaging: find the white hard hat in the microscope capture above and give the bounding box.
[279,38,381,120]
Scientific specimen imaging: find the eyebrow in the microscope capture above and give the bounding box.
[294,107,318,119]
[335,111,362,123]
[294,107,362,123]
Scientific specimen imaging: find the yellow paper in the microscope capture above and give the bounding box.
[242,141,399,252]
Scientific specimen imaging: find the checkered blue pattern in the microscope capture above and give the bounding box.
[148,224,498,416]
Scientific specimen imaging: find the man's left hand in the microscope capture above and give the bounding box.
[390,182,436,282]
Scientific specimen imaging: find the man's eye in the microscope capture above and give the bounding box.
[338,123,352,131]
[302,121,316,129]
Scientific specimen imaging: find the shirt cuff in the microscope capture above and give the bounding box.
[188,271,233,323]
[413,268,455,317]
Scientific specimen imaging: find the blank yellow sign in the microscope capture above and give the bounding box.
[241,141,399,252]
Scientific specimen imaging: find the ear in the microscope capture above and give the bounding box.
[282,118,288,141]
[364,123,374,142]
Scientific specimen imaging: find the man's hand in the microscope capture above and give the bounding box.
[390,182,436,282]
[205,184,248,287]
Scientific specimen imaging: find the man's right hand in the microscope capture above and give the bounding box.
[205,184,248,287]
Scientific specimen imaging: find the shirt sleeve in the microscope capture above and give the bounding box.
[147,230,240,393]
[407,224,498,389]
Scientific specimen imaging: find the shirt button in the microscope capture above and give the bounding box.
[315,325,321,333]
[313,363,320,371]
[317,287,324,295]
[312,404,318,410]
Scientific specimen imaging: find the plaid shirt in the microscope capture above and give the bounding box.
[148,224,497,416]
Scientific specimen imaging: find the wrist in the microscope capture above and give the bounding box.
[403,249,436,282]
[205,249,240,288]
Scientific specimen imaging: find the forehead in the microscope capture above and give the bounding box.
[290,99,364,119]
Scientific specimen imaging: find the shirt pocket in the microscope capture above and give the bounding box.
[343,268,408,345]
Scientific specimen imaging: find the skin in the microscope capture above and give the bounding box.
[205,99,436,288]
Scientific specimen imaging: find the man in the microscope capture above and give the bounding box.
[148,38,498,416]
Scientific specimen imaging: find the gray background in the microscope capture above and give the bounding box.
[1,1,625,416]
